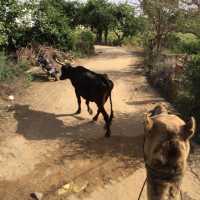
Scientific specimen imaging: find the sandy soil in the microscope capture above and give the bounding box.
[0,45,199,200]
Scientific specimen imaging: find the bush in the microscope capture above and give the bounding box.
[0,53,16,81]
[185,54,200,99]
[0,52,30,82]
[174,54,200,142]
[122,35,143,48]
[174,92,194,117]
[73,28,95,56]
[166,33,200,54]
[106,32,119,46]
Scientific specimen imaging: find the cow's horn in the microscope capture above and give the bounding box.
[55,58,65,65]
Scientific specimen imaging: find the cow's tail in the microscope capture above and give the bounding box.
[109,91,114,124]
[103,77,114,125]
[107,79,114,125]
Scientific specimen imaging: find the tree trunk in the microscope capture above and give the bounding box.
[104,28,108,45]
[97,29,103,44]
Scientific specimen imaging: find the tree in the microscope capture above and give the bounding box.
[60,0,83,28]
[82,0,114,43]
[0,0,26,51]
[112,3,145,43]
[32,0,73,50]
[177,0,200,38]
[141,0,180,53]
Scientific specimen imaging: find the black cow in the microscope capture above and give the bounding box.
[59,63,114,137]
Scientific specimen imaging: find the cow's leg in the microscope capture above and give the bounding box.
[75,90,81,114]
[93,109,100,121]
[86,100,93,115]
[99,106,111,137]
[93,95,108,121]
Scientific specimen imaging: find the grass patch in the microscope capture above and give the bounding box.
[0,52,30,82]
[0,52,33,98]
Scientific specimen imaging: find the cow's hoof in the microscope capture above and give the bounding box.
[88,109,93,115]
[93,116,98,121]
[74,110,81,115]
[105,133,111,138]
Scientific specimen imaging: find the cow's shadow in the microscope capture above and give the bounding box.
[13,104,95,140]
[13,104,144,162]
[56,113,85,121]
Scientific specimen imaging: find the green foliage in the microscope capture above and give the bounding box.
[0,53,15,81]
[0,0,29,50]
[0,52,30,82]
[32,0,74,51]
[107,32,120,46]
[122,35,144,48]
[58,1,83,28]
[174,92,194,117]
[82,0,114,43]
[142,0,200,138]
[112,4,146,41]
[0,22,8,47]
[185,54,200,99]
[177,7,200,38]
[173,54,200,141]
[0,0,145,51]
[80,1,143,44]
[142,0,181,53]
[73,28,95,56]
[166,33,200,54]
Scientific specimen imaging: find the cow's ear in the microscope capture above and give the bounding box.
[183,117,196,140]
[144,114,153,132]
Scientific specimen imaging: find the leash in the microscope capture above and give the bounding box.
[180,190,183,200]
[137,178,183,200]
[138,135,147,200]
[138,177,147,200]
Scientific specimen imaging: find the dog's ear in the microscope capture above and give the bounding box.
[144,114,153,132]
[182,117,196,140]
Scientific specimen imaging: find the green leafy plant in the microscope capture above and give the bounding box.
[0,52,30,82]
[73,28,95,56]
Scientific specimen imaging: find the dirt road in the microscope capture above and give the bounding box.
[0,46,200,200]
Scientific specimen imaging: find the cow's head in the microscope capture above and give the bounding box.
[144,106,196,175]
[60,64,73,80]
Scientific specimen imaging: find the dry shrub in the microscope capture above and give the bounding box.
[16,44,74,67]
[149,54,186,101]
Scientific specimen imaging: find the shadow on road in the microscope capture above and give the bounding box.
[13,104,144,162]
[126,98,164,106]
[93,48,144,60]
[56,113,86,121]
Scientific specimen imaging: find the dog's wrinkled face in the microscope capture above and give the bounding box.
[60,64,72,80]
[144,106,195,174]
